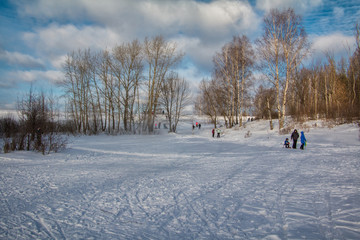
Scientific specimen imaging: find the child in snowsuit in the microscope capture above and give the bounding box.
[216,128,221,138]
[300,131,307,150]
[284,138,290,148]
[291,129,299,149]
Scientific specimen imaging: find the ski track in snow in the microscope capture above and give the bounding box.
[1,121,360,239]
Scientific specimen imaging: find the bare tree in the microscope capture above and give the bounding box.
[62,49,94,134]
[15,88,66,154]
[143,36,183,133]
[213,44,235,127]
[254,85,276,129]
[309,64,321,119]
[95,49,112,131]
[230,36,255,126]
[213,36,254,128]
[62,52,81,132]
[160,72,191,132]
[256,8,309,131]
[62,37,184,135]
[111,40,143,133]
[197,78,224,128]
[348,23,360,117]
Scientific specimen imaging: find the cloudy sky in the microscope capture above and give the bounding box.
[0,0,359,111]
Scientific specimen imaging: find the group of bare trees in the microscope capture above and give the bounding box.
[196,35,255,128]
[256,8,309,130]
[62,36,189,134]
[287,50,360,121]
[197,8,360,132]
[256,21,360,126]
[0,88,67,154]
[160,72,191,132]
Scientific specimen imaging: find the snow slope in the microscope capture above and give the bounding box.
[1,120,360,239]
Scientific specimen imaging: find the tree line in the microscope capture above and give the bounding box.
[1,36,192,153]
[195,35,254,129]
[62,36,190,135]
[196,8,360,132]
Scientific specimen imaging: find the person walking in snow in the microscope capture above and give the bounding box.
[300,131,307,150]
[216,128,221,138]
[291,129,299,149]
[212,128,215,138]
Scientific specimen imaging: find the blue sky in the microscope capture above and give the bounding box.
[0,0,359,111]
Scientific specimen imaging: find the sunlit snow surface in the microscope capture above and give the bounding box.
[1,120,360,239]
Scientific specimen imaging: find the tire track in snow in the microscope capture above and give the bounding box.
[2,123,359,239]
[23,212,59,240]
[168,154,254,238]
[0,176,12,215]
[267,159,303,239]
[71,146,195,159]
[228,150,303,239]
[181,191,219,239]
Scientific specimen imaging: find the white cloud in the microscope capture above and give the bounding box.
[310,32,355,60]
[22,24,124,72]
[173,35,226,72]
[7,0,261,99]
[51,55,68,69]
[18,0,259,43]
[19,0,260,73]
[0,50,45,68]
[256,0,323,13]
[8,70,63,85]
[17,0,84,20]
[23,24,122,58]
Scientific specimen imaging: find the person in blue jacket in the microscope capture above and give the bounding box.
[300,131,307,150]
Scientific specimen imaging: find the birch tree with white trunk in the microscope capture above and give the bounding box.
[256,8,309,131]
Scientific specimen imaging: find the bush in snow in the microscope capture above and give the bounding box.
[0,89,68,155]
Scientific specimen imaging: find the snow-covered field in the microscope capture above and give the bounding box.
[1,120,360,239]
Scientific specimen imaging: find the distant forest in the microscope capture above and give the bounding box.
[196,8,360,132]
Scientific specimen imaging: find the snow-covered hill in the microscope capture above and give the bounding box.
[1,120,359,239]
